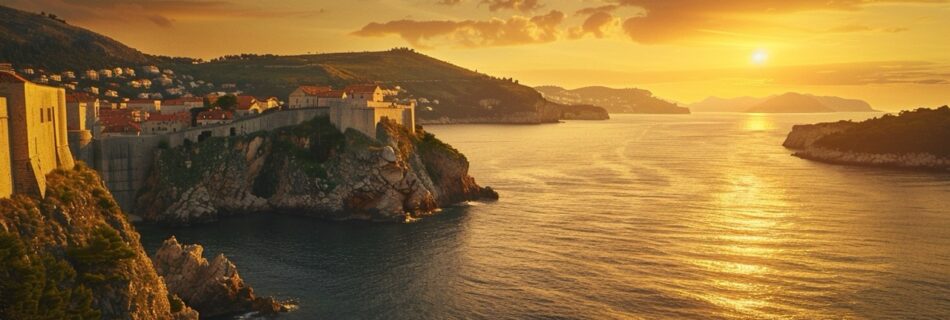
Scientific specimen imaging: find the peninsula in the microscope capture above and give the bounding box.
[783,106,950,170]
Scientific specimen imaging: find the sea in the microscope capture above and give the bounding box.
[138,113,950,319]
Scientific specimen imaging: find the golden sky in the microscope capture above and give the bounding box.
[5,0,950,110]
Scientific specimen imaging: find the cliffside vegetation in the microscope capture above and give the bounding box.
[0,165,196,320]
[137,116,497,224]
[813,106,950,156]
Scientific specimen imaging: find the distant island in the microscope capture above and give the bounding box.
[690,92,877,113]
[535,86,690,114]
[783,106,950,170]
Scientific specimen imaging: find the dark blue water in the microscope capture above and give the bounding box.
[139,113,950,319]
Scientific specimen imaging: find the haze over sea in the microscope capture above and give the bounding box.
[140,113,950,319]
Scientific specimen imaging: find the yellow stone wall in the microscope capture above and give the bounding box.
[0,97,11,198]
[0,79,75,197]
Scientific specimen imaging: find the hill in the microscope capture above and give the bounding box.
[0,4,559,123]
[158,50,555,123]
[783,106,950,170]
[746,93,835,113]
[535,86,690,114]
[0,5,150,70]
[689,93,876,113]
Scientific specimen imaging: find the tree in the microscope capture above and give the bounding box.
[214,95,238,111]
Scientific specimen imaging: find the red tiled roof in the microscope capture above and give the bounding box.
[236,95,258,110]
[145,112,190,123]
[343,84,380,94]
[314,90,346,98]
[102,121,141,134]
[127,99,158,104]
[66,92,98,103]
[296,85,332,96]
[0,70,28,83]
[163,97,204,105]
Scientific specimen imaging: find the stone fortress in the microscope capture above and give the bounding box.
[1,64,416,213]
[0,64,75,198]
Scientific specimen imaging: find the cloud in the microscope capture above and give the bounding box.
[569,11,618,38]
[482,0,542,12]
[353,10,565,48]
[609,0,947,43]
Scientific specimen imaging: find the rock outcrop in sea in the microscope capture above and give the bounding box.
[783,107,950,170]
[0,165,199,320]
[136,117,498,225]
[151,237,287,318]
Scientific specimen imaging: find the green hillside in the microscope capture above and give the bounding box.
[157,50,549,121]
[0,5,150,70]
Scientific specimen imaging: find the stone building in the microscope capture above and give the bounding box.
[0,68,75,198]
[65,93,96,164]
[0,97,11,198]
[287,85,332,108]
[331,85,415,139]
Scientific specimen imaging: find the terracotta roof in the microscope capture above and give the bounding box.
[314,90,347,98]
[296,85,332,96]
[0,70,28,83]
[163,97,203,105]
[102,121,141,134]
[197,109,233,120]
[66,92,98,103]
[343,84,380,94]
[145,112,190,123]
[127,99,158,104]
[236,95,258,110]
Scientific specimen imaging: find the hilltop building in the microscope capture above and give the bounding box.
[0,97,9,198]
[0,67,75,198]
[288,85,332,108]
[142,112,190,135]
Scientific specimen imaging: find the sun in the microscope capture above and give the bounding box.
[751,50,769,65]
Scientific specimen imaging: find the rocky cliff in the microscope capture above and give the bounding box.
[152,237,288,318]
[0,165,198,320]
[136,117,498,225]
[783,107,950,170]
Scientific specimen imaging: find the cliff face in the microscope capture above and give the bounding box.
[152,237,287,318]
[0,165,198,320]
[783,107,950,170]
[136,117,497,225]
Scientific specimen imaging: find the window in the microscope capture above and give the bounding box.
[48,108,53,123]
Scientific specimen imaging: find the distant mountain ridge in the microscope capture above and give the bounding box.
[535,85,690,114]
[0,4,563,123]
[690,92,876,113]
[0,5,150,70]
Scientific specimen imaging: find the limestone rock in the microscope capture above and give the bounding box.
[151,237,287,318]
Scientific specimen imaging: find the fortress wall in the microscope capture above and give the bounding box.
[0,81,74,197]
[92,107,329,211]
[0,98,11,198]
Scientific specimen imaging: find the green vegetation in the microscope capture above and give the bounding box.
[214,95,239,111]
[0,5,149,70]
[814,106,950,156]
[159,49,546,120]
[0,232,101,320]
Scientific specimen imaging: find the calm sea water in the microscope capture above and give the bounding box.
[139,113,950,319]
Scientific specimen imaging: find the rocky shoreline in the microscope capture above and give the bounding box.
[783,116,950,171]
[136,117,498,225]
[152,237,290,318]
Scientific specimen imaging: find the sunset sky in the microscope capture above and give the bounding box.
[4,0,950,110]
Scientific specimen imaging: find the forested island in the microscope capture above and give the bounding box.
[783,106,950,170]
